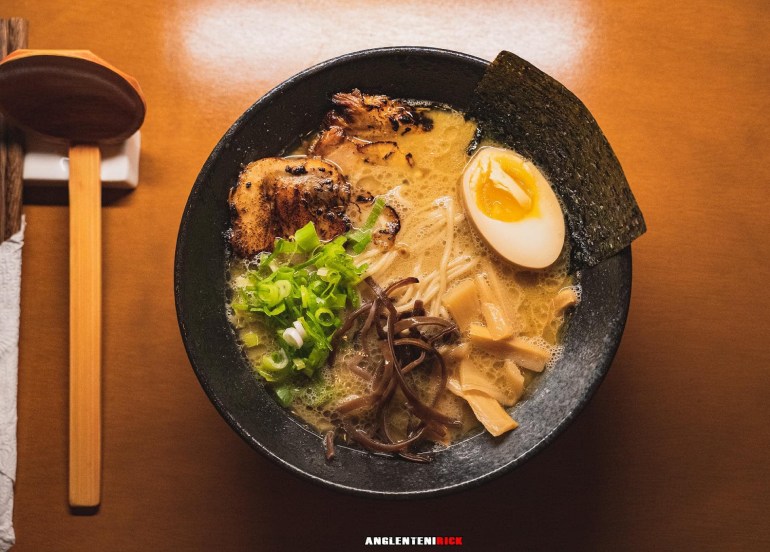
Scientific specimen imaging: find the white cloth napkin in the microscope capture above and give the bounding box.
[0,219,24,552]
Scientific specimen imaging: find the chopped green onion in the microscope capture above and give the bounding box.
[275,279,291,298]
[319,268,340,284]
[257,349,290,382]
[262,349,288,369]
[315,308,336,327]
[273,384,295,406]
[364,197,386,228]
[292,320,307,339]
[295,221,321,252]
[242,332,260,348]
[282,326,304,349]
[233,223,367,385]
[306,345,329,372]
[273,239,299,255]
[346,197,386,254]
[325,293,347,310]
[309,279,326,296]
[351,232,372,254]
[257,283,282,306]
[300,286,311,308]
[301,316,328,350]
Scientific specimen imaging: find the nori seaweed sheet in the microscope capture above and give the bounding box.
[469,51,646,270]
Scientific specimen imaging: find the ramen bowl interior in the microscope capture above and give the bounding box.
[174,47,632,498]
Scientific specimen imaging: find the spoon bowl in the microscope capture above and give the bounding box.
[0,49,144,143]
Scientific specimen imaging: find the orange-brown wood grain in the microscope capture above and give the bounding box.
[67,144,101,509]
[9,0,770,550]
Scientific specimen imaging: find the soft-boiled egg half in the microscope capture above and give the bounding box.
[460,147,566,269]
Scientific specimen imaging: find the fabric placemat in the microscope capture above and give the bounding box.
[0,219,24,552]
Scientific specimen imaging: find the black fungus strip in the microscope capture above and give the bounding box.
[324,430,336,460]
[327,276,460,462]
[343,420,426,453]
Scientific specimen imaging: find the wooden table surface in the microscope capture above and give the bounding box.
[10,0,770,550]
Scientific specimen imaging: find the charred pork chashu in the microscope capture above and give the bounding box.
[323,89,433,139]
[309,89,432,173]
[229,157,399,258]
[229,158,349,257]
[229,91,428,258]
[308,126,414,172]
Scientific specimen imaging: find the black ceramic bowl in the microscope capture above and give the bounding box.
[175,47,631,498]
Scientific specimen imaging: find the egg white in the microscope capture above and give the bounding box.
[460,147,566,269]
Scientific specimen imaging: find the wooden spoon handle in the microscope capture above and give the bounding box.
[68,144,101,508]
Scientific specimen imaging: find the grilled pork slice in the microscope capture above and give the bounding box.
[324,89,432,140]
[229,157,351,258]
[229,157,401,258]
[308,126,414,174]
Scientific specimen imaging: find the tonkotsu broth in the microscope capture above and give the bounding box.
[229,106,575,444]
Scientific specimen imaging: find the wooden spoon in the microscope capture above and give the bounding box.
[0,49,145,508]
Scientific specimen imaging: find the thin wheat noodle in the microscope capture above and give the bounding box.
[398,256,477,313]
[436,204,454,318]
[395,256,473,309]
[365,249,398,278]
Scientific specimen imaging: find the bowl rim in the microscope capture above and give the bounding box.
[174,46,632,498]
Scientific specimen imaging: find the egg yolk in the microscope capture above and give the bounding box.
[473,156,538,222]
